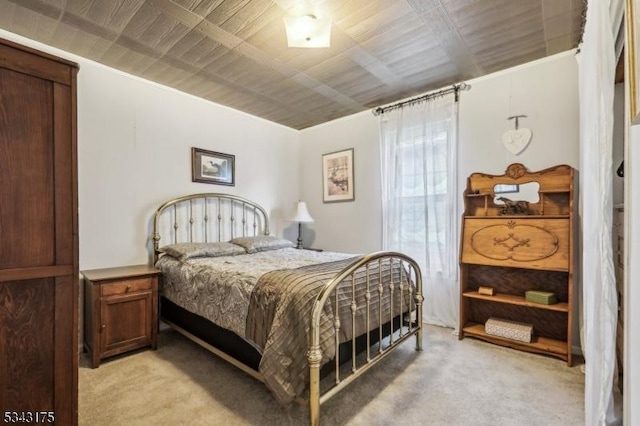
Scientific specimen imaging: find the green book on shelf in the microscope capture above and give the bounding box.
[525,290,557,305]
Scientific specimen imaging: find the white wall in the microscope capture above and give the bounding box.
[77,64,300,269]
[0,29,301,271]
[300,51,580,254]
[299,111,381,253]
[458,52,579,181]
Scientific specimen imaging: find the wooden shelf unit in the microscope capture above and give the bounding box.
[458,163,575,365]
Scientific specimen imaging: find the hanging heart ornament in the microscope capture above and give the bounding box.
[502,128,532,155]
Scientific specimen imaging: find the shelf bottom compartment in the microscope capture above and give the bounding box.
[462,323,569,361]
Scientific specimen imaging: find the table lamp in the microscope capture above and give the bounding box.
[291,201,314,249]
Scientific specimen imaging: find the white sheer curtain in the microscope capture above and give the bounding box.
[576,0,620,424]
[379,94,459,328]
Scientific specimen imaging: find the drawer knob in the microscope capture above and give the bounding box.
[101,324,106,329]
[126,285,132,292]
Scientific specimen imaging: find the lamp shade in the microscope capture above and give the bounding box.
[291,201,314,223]
[284,14,331,48]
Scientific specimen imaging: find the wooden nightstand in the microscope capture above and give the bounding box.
[83,265,160,368]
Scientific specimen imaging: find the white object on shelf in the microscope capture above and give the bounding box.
[485,317,533,343]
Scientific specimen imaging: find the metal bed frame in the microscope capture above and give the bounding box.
[152,193,423,426]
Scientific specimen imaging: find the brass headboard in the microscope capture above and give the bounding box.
[152,193,270,263]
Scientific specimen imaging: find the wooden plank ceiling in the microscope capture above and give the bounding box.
[0,0,585,129]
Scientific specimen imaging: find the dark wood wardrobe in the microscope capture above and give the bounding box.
[0,38,79,424]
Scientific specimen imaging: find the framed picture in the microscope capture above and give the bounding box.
[192,147,235,186]
[627,0,640,124]
[322,148,354,203]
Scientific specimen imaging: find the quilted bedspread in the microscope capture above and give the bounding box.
[157,248,413,404]
[157,248,351,339]
[246,257,412,404]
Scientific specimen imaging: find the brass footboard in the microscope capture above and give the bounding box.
[307,251,423,426]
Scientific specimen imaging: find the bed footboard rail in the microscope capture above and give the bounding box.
[307,251,423,426]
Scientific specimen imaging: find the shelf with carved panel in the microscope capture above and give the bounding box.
[459,163,575,365]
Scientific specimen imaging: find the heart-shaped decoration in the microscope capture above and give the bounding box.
[502,128,532,155]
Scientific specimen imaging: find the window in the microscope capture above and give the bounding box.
[394,127,450,273]
[379,93,459,328]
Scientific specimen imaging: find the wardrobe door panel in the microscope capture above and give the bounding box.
[53,82,74,265]
[0,279,55,410]
[0,67,55,269]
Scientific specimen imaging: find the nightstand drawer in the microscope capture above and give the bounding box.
[101,277,153,296]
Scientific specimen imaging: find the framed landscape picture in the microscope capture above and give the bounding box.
[192,147,235,186]
[322,148,354,203]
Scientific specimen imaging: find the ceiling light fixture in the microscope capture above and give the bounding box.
[284,13,331,48]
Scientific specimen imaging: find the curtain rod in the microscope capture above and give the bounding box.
[372,82,470,116]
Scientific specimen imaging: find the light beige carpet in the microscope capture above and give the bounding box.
[79,325,585,425]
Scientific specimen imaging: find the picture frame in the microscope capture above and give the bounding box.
[192,147,235,186]
[627,0,640,124]
[322,148,354,203]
